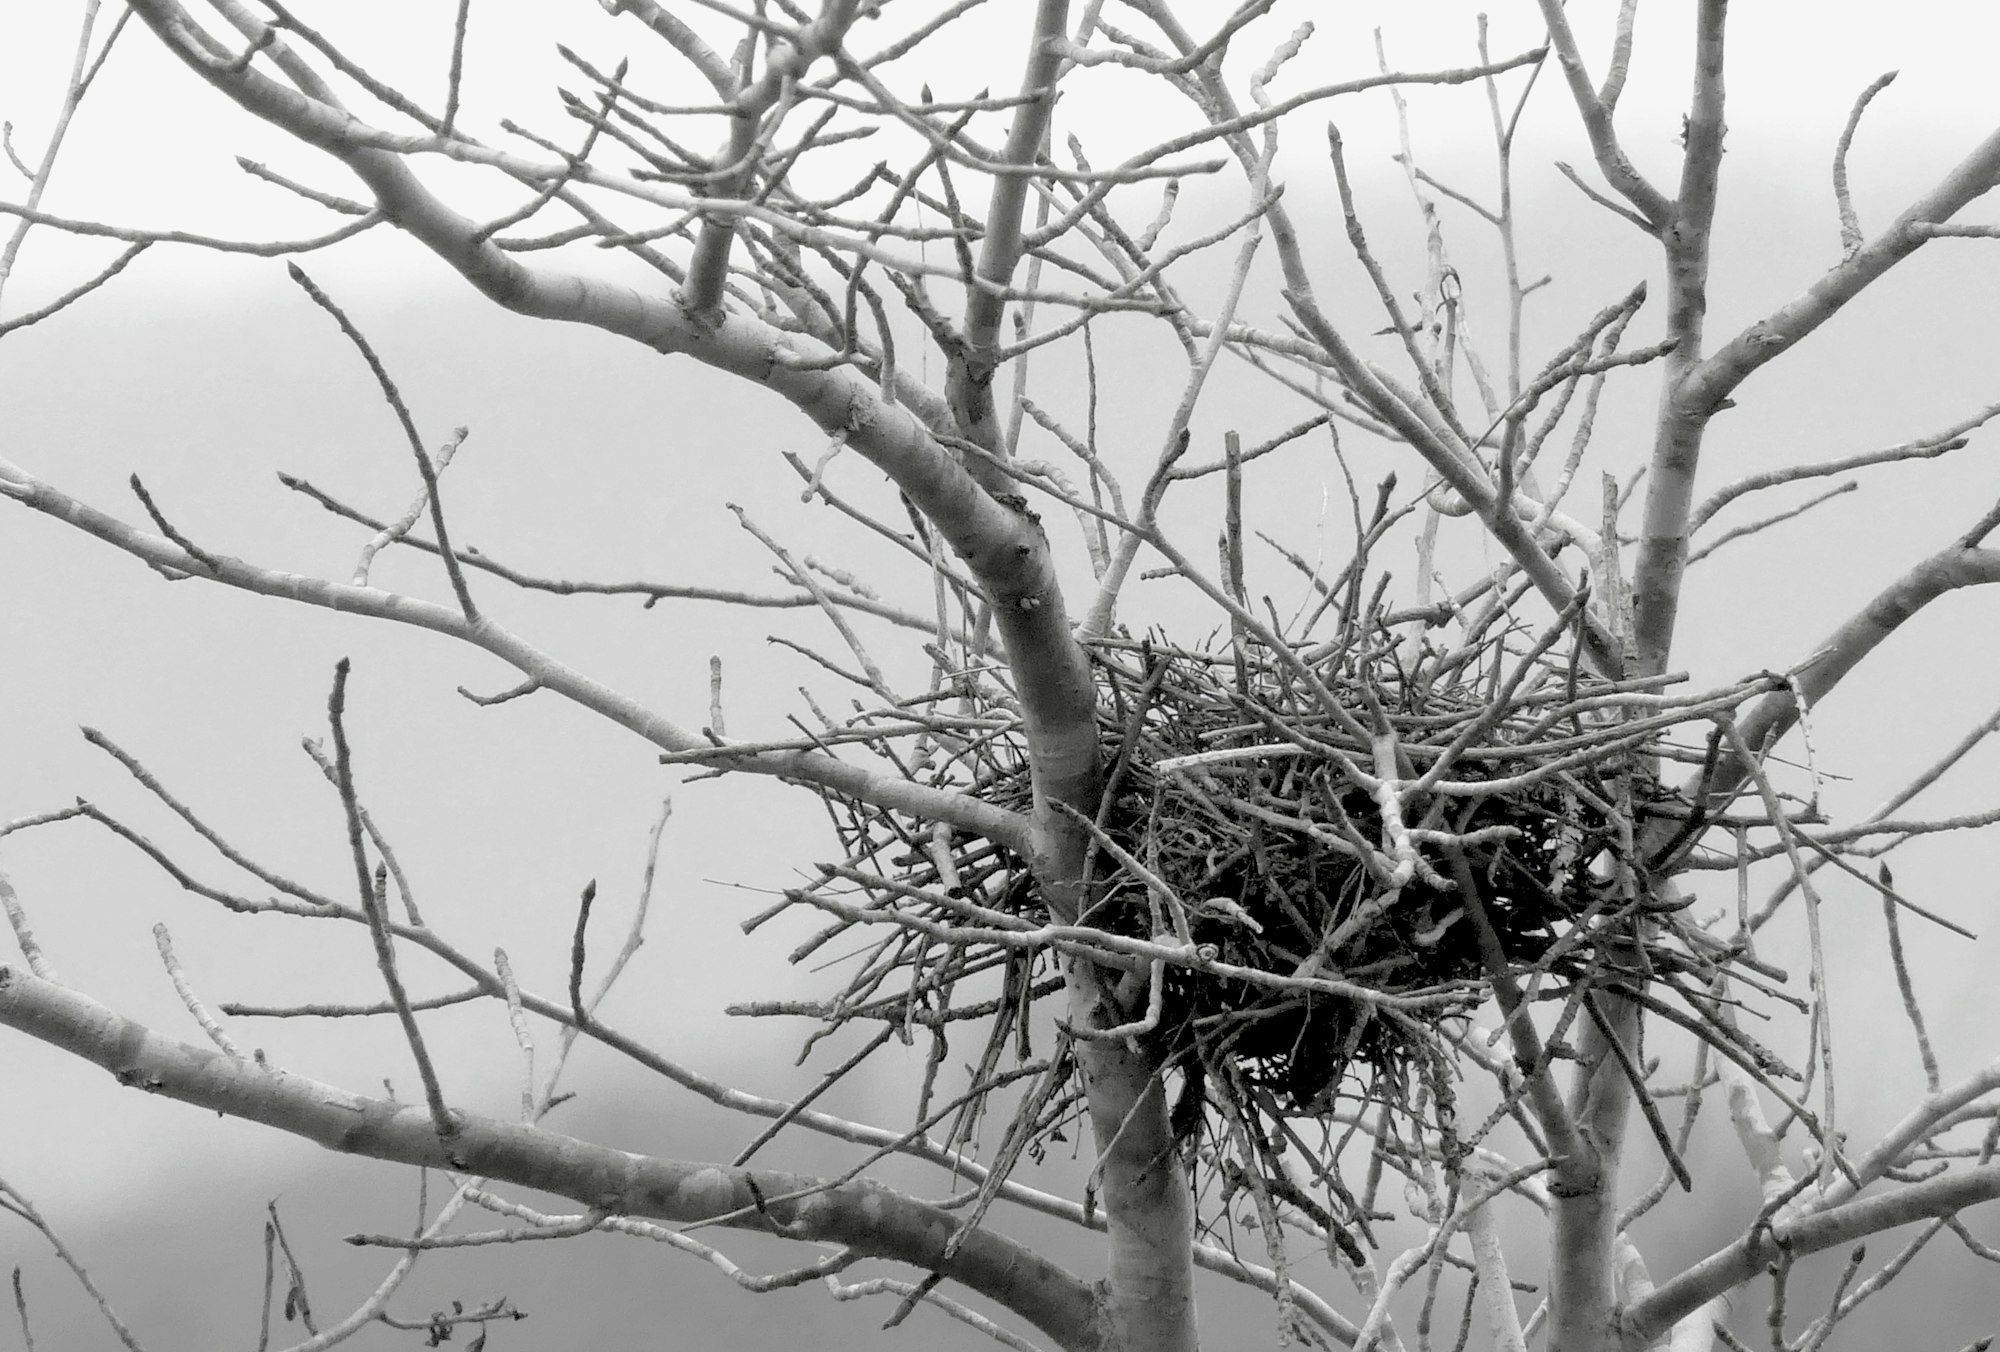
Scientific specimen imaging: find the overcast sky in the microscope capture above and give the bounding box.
[5,4,2000,1349]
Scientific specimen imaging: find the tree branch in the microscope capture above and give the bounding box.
[105,17,1190,1350]
[0,966,1105,1352]
[0,460,1030,851]
[1632,118,2000,674]
[1625,0,1726,679]
[104,1,1112,861]
[1531,0,1672,230]
[1624,1155,2000,1347]
[1714,521,2000,805]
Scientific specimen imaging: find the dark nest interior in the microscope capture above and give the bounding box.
[732,605,1791,1255]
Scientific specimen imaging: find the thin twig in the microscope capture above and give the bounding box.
[326,660,455,1142]
[286,264,478,620]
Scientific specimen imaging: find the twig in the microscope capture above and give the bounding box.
[1833,72,1899,258]
[286,264,478,620]
[351,428,470,586]
[0,242,148,337]
[1687,483,1856,565]
[152,924,244,1059]
[568,879,597,1025]
[222,987,486,1019]
[84,726,340,910]
[274,1183,480,1352]
[0,1174,144,1352]
[1718,718,1838,1185]
[327,660,455,1143]
[731,503,893,696]
[1878,864,1941,1093]
[1690,401,1994,532]
[298,737,422,925]
[439,0,473,138]
[126,475,220,573]
[0,200,380,254]
[0,864,57,981]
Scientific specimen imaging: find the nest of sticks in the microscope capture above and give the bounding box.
[735,598,1784,1248]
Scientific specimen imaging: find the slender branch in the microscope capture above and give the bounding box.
[1633,120,2000,673]
[0,0,127,307]
[280,469,977,648]
[0,1171,143,1352]
[285,264,478,621]
[0,864,58,981]
[951,0,1072,457]
[1686,482,1855,566]
[1711,510,2000,805]
[326,661,455,1141]
[0,461,1031,851]
[1833,71,1899,258]
[1531,0,1672,229]
[1689,401,1996,533]
[0,241,148,337]
[0,200,381,255]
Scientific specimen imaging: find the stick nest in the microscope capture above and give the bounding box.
[737,616,1779,1249]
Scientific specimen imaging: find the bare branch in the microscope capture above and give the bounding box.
[1630,1139,2000,1343]
[1833,71,1899,258]
[286,264,478,620]
[1633,122,2000,672]
[1689,401,1996,532]
[0,200,381,255]
[1686,481,1856,566]
[0,1172,143,1352]
[0,460,1032,850]
[0,968,1104,1350]
[1531,0,1672,229]
[327,660,455,1142]
[1720,517,2000,797]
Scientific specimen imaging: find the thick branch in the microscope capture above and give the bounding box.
[0,966,1105,1352]
[1623,1160,2000,1347]
[1625,0,1726,679]
[1546,991,1641,1352]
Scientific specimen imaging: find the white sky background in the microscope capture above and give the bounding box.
[4,3,2000,1348]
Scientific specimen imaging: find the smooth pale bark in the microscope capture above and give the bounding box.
[1712,540,2000,808]
[1544,996,1640,1352]
[1627,0,1726,681]
[1624,1161,2000,1348]
[0,966,1108,1352]
[1528,8,2000,1344]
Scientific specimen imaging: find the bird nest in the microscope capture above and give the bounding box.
[733,609,1783,1247]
